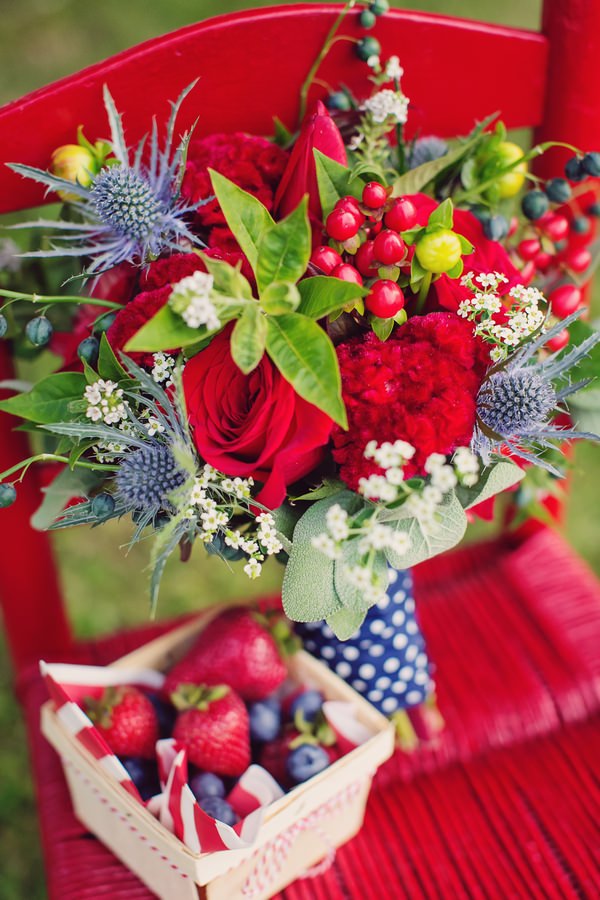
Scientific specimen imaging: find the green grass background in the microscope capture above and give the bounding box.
[1,1,599,897]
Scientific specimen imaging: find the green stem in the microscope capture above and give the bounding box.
[298,0,357,124]
[416,271,432,314]
[0,452,118,483]
[0,289,123,310]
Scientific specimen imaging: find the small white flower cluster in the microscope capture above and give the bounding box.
[453,446,480,488]
[358,439,416,502]
[84,379,129,425]
[151,352,176,386]
[458,272,547,362]
[144,416,165,437]
[385,55,404,81]
[169,271,220,331]
[184,465,281,580]
[363,89,409,125]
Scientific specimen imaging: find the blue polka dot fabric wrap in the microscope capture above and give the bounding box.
[294,569,434,717]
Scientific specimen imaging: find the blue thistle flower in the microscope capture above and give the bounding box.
[115,442,186,512]
[408,136,448,169]
[9,83,207,276]
[472,311,600,474]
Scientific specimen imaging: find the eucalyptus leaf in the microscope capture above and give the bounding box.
[265,314,347,427]
[230,304,267,374]
[297,276,367,319]
[0,372,87,424]
[383,491,468,569]
[455,460,525,510]
[256,198,311,295]
[209,169,274,272]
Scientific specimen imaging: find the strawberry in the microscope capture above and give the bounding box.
[163,608,288,701]
[85,686,158,759]
[172,684,250,777]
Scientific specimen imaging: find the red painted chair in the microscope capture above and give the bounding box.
[1,4,600,897]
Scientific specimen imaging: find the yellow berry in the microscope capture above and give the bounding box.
[415,229,463,274]
[50,144,96,201]
[495,141,528,199]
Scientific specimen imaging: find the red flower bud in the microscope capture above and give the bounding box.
[274,101,347,220]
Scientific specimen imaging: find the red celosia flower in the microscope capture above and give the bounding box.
[332,312,490,490]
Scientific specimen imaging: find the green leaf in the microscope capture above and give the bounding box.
[297,276,367,319]
[125,304,222,353]
[568,389,600,434]
[256,197,311,295]
[314,150,363,218]
[209,169,274,272]
[446,259,464,279]
[371,315,395,341]
[458,235,475,255]
[427,197,454,229]
[455,460,525,510]
[230,304,267,374]
[197,251,253,299]
[290,478,345,502]
[260,282,301,315]
[334,543,388,613]
[265,314,347,427]
[0,372,87,424]
[326,606,367,641]
[282,491,362,623]
[562,319,600,386]
[98,333,128,382]
[31,465,102,531]
[382,491,468,569]
[273,116,294,147]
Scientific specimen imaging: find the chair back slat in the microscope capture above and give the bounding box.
[0,4,548,214]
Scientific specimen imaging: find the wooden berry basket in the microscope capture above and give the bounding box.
[41,610,395,900]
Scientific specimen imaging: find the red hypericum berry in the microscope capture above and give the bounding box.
[549,284,582,318]
[384,197,418,232]
[539,212,570,242]
[336,196,363,219]
[520,260,537,284]
[563,247,592,273]
[373,229,406,265]
[534,251,553,272]
[546,329,569,353]
[326,208,360,241]
[310,246,343,274]
[517,238,542,261]
[365,280,405,318]
[362,181,388,209]
[331,263,364,285]
[355,240,379,277]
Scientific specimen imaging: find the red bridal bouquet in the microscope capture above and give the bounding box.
[1,3,599,686]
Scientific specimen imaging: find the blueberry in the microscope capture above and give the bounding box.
[190,772,226,801]
[326,92,352,112]
[25,316,53,347]
[469,204,491,224]
[205,531,245,561]
[0,313,7,338]
[587,201,600,217]
[581,152,600,177]
[146,693,177,738]
[0,484,17,509]
[290,690,324,724]
[91,492,115,520]
[360,9,376,28]
[521,190,550,221]
[93,311,117,334]
[571,217,591,234]
[483,214,509,241]
[199,796,238,826]
[121,756,161,800]
[249,699,281,742]
[370,0,390,13]
[356,36,381,62]
[545,177,571,203]
[565,156,585,182]
[286,744,330,784]
[77,336,100,366]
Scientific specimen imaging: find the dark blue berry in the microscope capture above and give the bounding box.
[286,744,330,783]
[249,698,281,742]
[572,217,591,234]
[77,336,100,366]
[356,36,381,62]
[370,0,390,13]
[581,152,600,177]
[290,690,324,724]
[0,313,7,338]
[199,796,238,825]
[205,531,246,562]
[565,156,585,182]
[326,92,352,112]
[521,190,550,220]
[0,483,17,508]
[545,178,571,203]
[360,9,376,28]
[469,204,491,224]
[120,756,161,800]
[93,311,118,334]
[25,316,53,347]
[91,492,115,520]
[190,772,226,801]
[146,693,177,737]
[586,201,600,217]
[483,214,509,241]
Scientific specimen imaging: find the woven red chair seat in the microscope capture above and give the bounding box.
[17,529,600,899]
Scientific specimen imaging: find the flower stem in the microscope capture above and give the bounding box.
[416,271,432,314]
[0,452,118,483]
[298,0,357,124]
[0,289,123,310]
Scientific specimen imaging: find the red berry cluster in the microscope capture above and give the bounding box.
[310,182,419,320]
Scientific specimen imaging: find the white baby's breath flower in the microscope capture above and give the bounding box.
[430,464,458,492]
[244,558,262,579]
[311,533,340,560]
[363,89,409,125]
[424,453,446,474]
[385,55,404,81]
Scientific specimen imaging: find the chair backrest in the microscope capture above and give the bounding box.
[1,2,599,672]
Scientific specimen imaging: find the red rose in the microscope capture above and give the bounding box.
[274,101,347,221]
[182,327,333,508]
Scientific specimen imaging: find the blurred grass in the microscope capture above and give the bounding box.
[1,0,599,897]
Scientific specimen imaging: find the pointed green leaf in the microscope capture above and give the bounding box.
[256,197,311,294]
[125,304,231,352]
[208,169,274,272]
[273,116,294,147]
[427,198,454,229]
[297,276,367,319]
[370,315,395,341]
[455,460,525,510]
[98,333,128,381]
[265,314,347,427]
[230,303,267,374]
[31,465,102,531]
[0,372,87,424]
[197,251,253,299]
[446,259,464,279]
[314,150,362,218]
[458,235,474,254]
[260,282,301,315]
